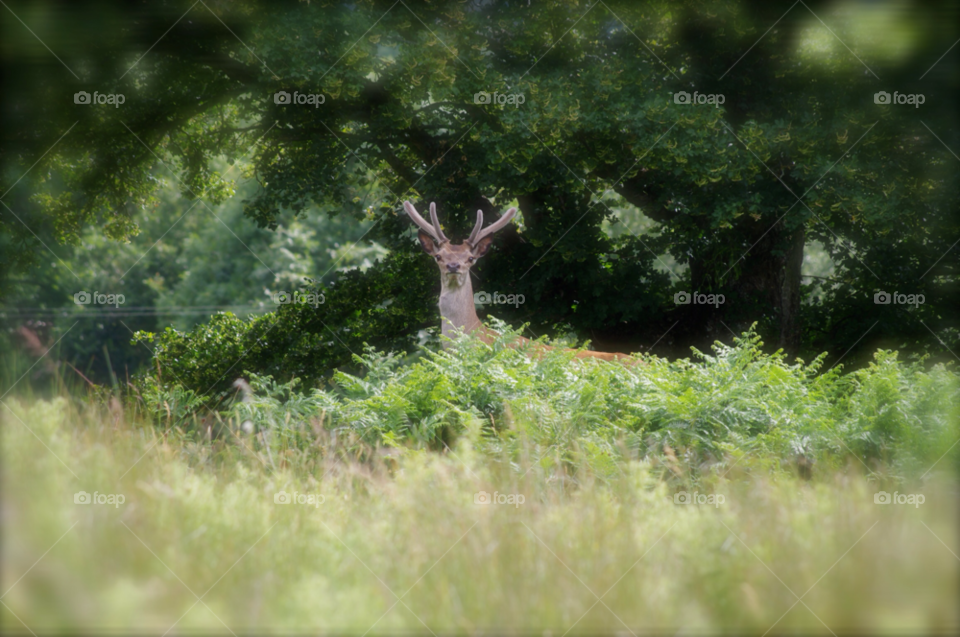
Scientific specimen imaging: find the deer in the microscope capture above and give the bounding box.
[403,200,635,363]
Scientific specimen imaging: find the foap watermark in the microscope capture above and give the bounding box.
[474,91,525,107]
[74,491,125,508]
[674,491,725,507]
[274,490,325,507]
[274,90,325,107]
[272,290,325,307]
[474,291,524,307]
[874,291,924,307]
[874,91,924,108]
[674,291,725,308]
[875,491,924,508]
[74,91,125,108]
[673,91,725,107]
[74,291,125,307]
[475,490,525,508]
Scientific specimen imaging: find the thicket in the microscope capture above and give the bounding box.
[135,323,960,483]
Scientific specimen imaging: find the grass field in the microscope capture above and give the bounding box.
[2,332,959,635]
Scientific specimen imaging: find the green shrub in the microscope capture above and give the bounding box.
[131,252,439,401]
[139,323,959,482]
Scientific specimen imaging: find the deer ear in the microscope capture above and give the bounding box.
[471,235,494,258]
[418,231,439,255]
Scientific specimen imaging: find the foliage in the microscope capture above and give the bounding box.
[2,390,957,634]
[132,247,437,401]
[2,0,957,382]
[2,3,958,632]
[141,324,960,483]
[1,174,381,386]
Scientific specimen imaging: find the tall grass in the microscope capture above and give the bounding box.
[2,327,958,634]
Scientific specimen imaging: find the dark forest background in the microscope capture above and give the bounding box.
[2,0,957,398]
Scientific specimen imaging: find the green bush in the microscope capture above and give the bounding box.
[139,323,959,483]
[132,251,438,401]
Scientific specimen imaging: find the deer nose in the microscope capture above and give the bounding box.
[446,262,460,272]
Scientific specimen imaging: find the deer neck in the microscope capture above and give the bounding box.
[438,271,481,341]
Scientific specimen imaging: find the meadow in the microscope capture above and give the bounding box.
[3,328,958,635]
[2,1,957,634]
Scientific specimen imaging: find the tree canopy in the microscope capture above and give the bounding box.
[2,0,957,397]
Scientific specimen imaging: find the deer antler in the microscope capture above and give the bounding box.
[403,201,448,243]
[467,207,517,247]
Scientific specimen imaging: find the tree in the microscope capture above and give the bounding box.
[2,0,957,398]
[0,167,380,387]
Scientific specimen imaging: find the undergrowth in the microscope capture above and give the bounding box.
[135,323,960,484]
[2,324,958,634]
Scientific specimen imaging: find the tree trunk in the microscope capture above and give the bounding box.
[779,226,804,356]
[723,223,804,356]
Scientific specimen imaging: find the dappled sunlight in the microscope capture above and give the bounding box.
[797,0,925,67]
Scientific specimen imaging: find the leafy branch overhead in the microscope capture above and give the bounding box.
[2,0,957,386]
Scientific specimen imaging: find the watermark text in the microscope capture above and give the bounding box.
[475,291,524,307]
[674,491,725,507]
[275,490,325,507]
[875,491,924,507]
[474,91,525,107]
[874,91,924,108]
[272,290,325,307]
[874,291,924,307]
[74,491,125,507]
[673,91,725,107]
[475,491,525,508]
[274,91,325,107]
[74,291,125,307]
[74,91,125,107]
[674,291,724,307]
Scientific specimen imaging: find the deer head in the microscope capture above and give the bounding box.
[402,199,635,363]
[403,200,516,289]
[403,200,516,343]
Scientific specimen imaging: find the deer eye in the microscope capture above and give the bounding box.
[435,255,441,260]
[467,257,474,262]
